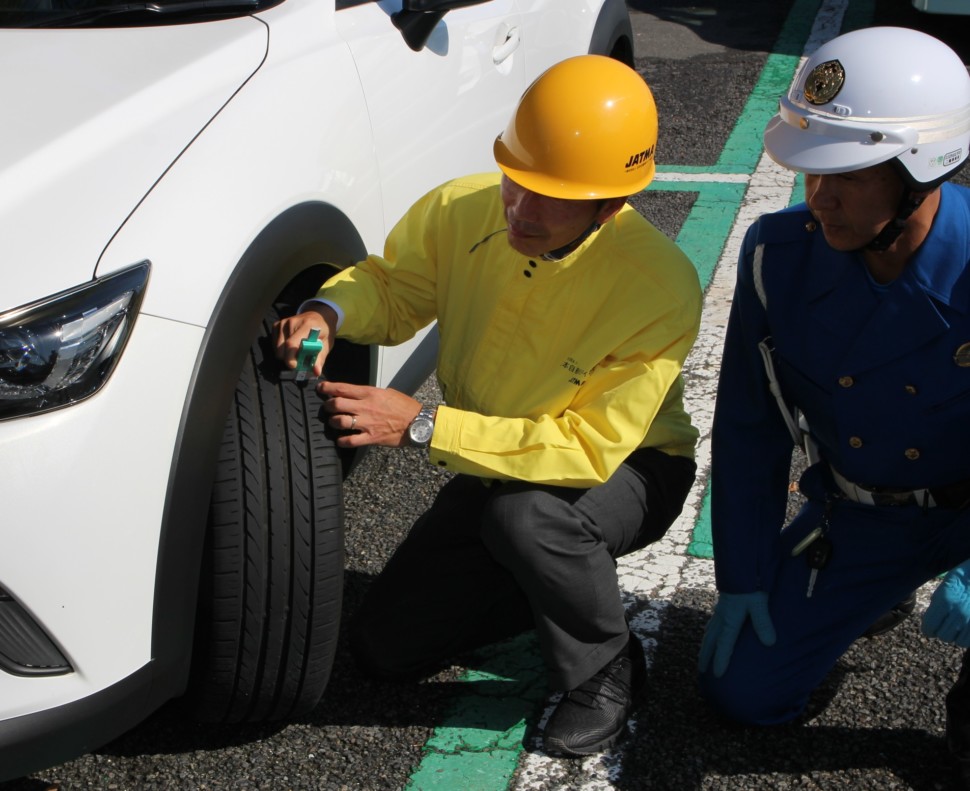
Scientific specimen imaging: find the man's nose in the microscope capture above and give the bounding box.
[510,185,542,218]
[806,175,837,209]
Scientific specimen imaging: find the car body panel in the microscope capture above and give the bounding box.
[98,2,377,325]
[335,0,528,233]
[0,315,202,713]
[0,18,267,313]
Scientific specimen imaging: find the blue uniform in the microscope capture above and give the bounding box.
[701,182,970,724]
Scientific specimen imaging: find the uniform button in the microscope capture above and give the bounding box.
[838,376,854,388]
[523,270,532,278]
[848,436,863,448]
[805,221,817,232]
[904,448,920,460]
[904,384,918,395]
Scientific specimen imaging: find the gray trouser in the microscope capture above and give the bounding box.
[350,448,696,691]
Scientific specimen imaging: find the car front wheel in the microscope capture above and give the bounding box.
[187,300,344,723]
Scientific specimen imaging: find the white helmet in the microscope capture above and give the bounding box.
[764,27,970,189]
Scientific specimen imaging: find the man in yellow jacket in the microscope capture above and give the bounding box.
[274,55,701,757]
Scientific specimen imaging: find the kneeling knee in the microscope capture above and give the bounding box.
[699,669,805,726]
[480,486,560,556]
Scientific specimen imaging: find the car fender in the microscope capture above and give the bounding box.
[96,8,382,325]
[93,4,383,694]
[588,0,634,65]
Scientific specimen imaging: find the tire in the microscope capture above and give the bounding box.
[187,300,344,723]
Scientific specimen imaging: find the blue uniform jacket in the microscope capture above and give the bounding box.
[711,182,970,594]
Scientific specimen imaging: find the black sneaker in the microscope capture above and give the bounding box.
[543,632,646,757]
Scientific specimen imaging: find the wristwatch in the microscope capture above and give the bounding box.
[407,405,436,448]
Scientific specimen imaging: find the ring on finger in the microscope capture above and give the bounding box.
[350,415,357,430]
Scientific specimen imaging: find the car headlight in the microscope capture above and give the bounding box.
[0,261,150,420]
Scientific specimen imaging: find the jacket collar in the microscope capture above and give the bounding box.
[798,184,970,373]
[907,183,970,312]
[802,183,970,311]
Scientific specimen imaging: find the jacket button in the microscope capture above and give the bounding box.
[805,221,817,232]
[838,376,854,388]
[904,448,920,460]
[904,384,918,395]
[848,436,863,448]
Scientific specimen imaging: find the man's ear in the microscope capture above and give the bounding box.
[905,185,940,214]
[595,197,628,225]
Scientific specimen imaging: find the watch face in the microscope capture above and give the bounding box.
[409,418,434,445]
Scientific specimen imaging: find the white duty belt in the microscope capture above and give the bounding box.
[829,465,937,508]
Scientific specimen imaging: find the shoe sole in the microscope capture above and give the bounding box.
[543,728,628,758]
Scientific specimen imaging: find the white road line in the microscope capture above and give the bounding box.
[653,172,751,183]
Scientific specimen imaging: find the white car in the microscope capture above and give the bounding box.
[0,0,634,779]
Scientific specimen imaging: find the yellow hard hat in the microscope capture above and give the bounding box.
[494,55,658,200]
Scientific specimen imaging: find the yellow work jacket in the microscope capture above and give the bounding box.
[319,173,701,487]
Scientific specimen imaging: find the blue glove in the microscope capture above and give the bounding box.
[922,561,970,647]
[698,591,777,678]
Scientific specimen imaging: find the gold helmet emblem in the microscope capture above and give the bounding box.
[803,60,845,105]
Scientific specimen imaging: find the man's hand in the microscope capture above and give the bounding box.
[273,306,338,377]
[698,591,776,678]
[923,561,970,647]
[319,381,422,449]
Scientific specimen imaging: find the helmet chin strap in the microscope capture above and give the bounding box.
[865,190,925,253]
[541,198,613,261]
[868,157,966,252]
[541,221,601,261]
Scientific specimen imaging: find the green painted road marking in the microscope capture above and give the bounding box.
[404,634,545,791]
[688,483,715,560]
[653,180,748,289]
[405,0,875,789]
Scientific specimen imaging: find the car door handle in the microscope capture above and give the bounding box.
[493,26,520,64]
